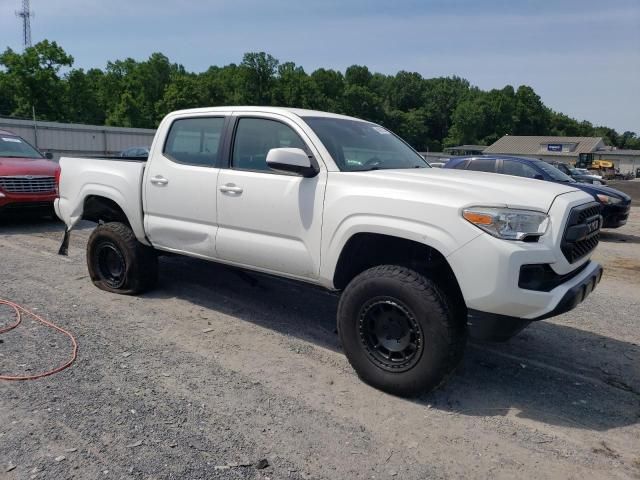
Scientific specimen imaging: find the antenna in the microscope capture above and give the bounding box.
[16,0,34,48]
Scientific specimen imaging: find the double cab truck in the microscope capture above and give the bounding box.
[55,107,603,396]
[0,130,59,216]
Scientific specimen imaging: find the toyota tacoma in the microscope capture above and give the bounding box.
[54,107,603,396]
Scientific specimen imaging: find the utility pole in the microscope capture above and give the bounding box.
[16,0,34,48]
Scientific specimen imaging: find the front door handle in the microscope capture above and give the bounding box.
[150,175,169,186]
[219,183,243,194]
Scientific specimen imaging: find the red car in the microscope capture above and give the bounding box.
[0,130,60,216]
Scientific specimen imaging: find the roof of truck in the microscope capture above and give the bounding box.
[168,106,364,122]
[0,129,16,136]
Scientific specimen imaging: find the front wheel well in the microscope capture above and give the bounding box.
[332,233,466,311]
[82,195,130,226]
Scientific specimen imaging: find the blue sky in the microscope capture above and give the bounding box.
[1,0,639,133]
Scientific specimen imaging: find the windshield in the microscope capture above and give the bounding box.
[535,160,575,183]
[0,135,43,159]
[303,117,428,171]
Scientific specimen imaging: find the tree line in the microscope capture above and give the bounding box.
[1,40,638,152]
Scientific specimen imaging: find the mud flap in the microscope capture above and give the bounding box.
[58,229,70,256]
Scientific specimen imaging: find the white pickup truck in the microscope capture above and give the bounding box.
[55,107,603,396]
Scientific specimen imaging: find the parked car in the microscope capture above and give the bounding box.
[0,129,60,217]
[574,168,603,180]
[444,155,631,228]
[55,107,603,396]
[549,162,606,185]
[120,146,150,158]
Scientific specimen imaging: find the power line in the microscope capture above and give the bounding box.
[15,0,34,48]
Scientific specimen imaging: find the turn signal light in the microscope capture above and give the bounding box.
[462,211,493,225]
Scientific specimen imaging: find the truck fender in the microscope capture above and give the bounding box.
[320,214,477,288]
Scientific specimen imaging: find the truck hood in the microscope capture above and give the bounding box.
[357,168,583,212]
[0,157,59,176]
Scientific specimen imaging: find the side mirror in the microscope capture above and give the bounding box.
[534,174,544,180]
[44,152,54,160]
[266,148,318,178]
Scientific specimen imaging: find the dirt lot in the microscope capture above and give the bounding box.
[1,209,639,480]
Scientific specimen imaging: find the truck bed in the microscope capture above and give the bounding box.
[55,156,147,242]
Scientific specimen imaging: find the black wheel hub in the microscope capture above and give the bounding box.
[358,298,424,372]
[96,241,126,289]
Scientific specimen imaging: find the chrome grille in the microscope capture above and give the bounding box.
[0,176,56,194]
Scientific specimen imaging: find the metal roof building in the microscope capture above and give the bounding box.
[484,136,605,157]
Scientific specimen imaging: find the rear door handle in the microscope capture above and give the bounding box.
[219,183,243,194]
[150,175,169,186]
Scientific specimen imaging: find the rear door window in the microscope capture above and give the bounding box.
[164,117,225,167]
[451,160,469,170]
[502,160,539,179]
[465,159,496,173]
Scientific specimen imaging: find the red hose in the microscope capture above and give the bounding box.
[0,299,78,381]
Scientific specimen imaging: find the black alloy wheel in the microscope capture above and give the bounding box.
[96,241,127,289]
[358,298,424,372]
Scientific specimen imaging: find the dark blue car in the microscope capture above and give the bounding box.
[444,155,631,228]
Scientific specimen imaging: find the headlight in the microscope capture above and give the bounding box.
[596,194,622,205]
[462,207,549,241]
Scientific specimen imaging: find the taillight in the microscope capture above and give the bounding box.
[54,167,61,196]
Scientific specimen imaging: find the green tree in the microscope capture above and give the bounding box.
[1,39,637,152]
[513,85,550,135]
[104,53,178,128]
[156,73,205,118]
[422,76,471,149]
[0,40,73,120]
[388,71,424,111]
[309,68,344,111]
[240,52,279,105]
[0,71,14,115]
[273,62,321,108]
[64,68,105,124]
[344,65,372,87]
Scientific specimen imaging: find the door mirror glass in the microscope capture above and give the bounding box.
[266,148,318,177]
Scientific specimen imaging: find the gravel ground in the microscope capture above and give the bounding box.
[608,179,640,206]
[1,209,639,479]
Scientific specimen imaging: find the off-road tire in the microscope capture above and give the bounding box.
[87,222,158,295]
[337,265,466,397]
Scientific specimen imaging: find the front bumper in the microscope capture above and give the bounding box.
[0,191,57,213]
[601,203,631,228]
[467,261,603,341]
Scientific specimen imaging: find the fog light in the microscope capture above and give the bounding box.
[519,264,546,290]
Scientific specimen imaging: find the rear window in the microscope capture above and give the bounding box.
[0,135,43,159]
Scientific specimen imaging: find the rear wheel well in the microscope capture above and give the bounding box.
[333,233,465,311]
[82,195,130,226]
